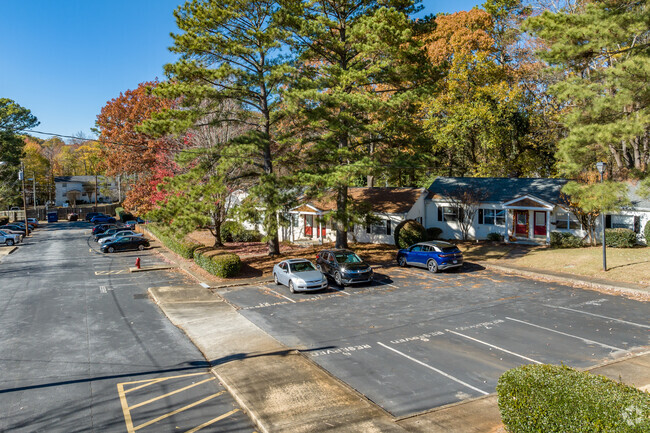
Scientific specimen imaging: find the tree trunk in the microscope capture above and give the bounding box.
[335,184,348,249]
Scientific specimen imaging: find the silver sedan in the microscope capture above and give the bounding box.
[273,259,328,293]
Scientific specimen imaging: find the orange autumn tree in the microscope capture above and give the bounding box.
[96,81,180,214]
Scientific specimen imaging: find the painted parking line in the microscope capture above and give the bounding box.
[543,305,649,329]
[266,288,296,303]
[117,372,238,433]
[505,317,625,352]
[377,342,489,396]
[95,270,129,275]
[445,329,542,364]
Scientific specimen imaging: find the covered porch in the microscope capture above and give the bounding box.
[285,204,333,244]
[502,195,553,245]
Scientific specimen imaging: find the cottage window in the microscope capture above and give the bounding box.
[479,209,505,225]
[556,212,581,230]
[437,206,460,222]
[367,219,390,235]
[606,215,640,233]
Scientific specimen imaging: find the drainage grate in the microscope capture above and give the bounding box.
[133,294,149,300]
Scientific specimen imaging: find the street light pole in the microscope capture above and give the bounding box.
[596,162,607,271]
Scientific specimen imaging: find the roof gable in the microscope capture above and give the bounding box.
[295,187,426,214]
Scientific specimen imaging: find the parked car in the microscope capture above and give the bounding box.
[91,215,116,224]
[67,213,79,221]
[94,227,131,242]
[0,227,24,240]
[273,259,328,293]
[98,230,142,244]
[315,249,373,286]
[85,212,103,222]
[396,241,463,273]
[9,206,20,211]
[92,223,120,235]
[1,224,31,235]
[0,230,21,246]
[27,218,39,227]
[124,217,145,229]
[100,236,150,253]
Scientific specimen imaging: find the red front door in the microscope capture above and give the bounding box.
[320,224,326,237]
[515,210,528,236]
[533,211,546,236]
[304,215,313,237]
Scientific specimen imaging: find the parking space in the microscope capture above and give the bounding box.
[217,265,649,417]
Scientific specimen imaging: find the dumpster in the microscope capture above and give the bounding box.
[47,211,58,223]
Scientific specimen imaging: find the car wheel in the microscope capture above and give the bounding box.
[108,246,115,253]
[274,273,280,285]
[398,256,406,267]
[289,280,296,293]
[334,271,344,286]
[6,239,14,246]
[138,244,145,251]
[427,259,438,273]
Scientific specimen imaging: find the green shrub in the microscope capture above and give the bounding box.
[550,231,584,248]
[146,224,201,259]
[644,220,650,246]
[426,227,443,241]
[221,221,262,242]
[606,228,637,248]
[486,232,503,242]
[497,364,650,433]
[193,249,241,278]
[394,219,426,249]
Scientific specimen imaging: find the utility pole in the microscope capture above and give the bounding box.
[596,162,607,271]
[19,162,29,237]
[32,172,37,210]
[94,174,98,211]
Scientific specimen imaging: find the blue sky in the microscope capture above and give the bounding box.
[0,0,482,141]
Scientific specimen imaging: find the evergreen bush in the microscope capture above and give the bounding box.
[644,220,650,246]
[550,231,583,248]
[426,227,443,241]
[497,364,649,433]
[193,249,241,278]
[486,232,503,242]
[394,219,426,249]
[605,228,637,248]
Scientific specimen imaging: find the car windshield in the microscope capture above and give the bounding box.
[334,252,362,263]
[289,262,316,273]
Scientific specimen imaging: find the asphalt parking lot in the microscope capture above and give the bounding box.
[216,264,650,418]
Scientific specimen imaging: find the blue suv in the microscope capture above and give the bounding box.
[396,241,463,273]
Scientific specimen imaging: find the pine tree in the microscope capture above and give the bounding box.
[526,0,650,177]
[280,0,426,248]
[145,0,291,256]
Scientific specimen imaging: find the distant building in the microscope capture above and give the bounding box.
[54,176,118,206]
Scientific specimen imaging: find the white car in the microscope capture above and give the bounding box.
[98,230,142,244]
[0,230,21,246]
[273,259,328,293]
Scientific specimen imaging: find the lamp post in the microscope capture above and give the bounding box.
[596,161,607,271]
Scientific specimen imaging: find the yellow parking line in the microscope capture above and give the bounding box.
[117,382,136,433]
[121,372,208,388]
[184,409,240,433]
[128,377,216,410]
[133,391,226,431]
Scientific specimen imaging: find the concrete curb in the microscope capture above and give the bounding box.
[481,262,650,299]
[129,265,177,273]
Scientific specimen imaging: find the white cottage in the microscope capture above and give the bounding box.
[281,187,429,245]
[426,177,650,245]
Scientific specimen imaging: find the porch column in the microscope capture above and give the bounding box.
[318,217,322,244]
[528,210,534,240]
[546,210,551,245]
[504,209,510,243]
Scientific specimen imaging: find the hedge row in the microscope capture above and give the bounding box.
[550,231,584,248]
[497,364,649,433]
[146,224,202,259]
[645,221,650,245]
[605,228,637,248]
[193,249,241,278]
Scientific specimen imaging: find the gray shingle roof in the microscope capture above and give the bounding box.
[428,177,570,204]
